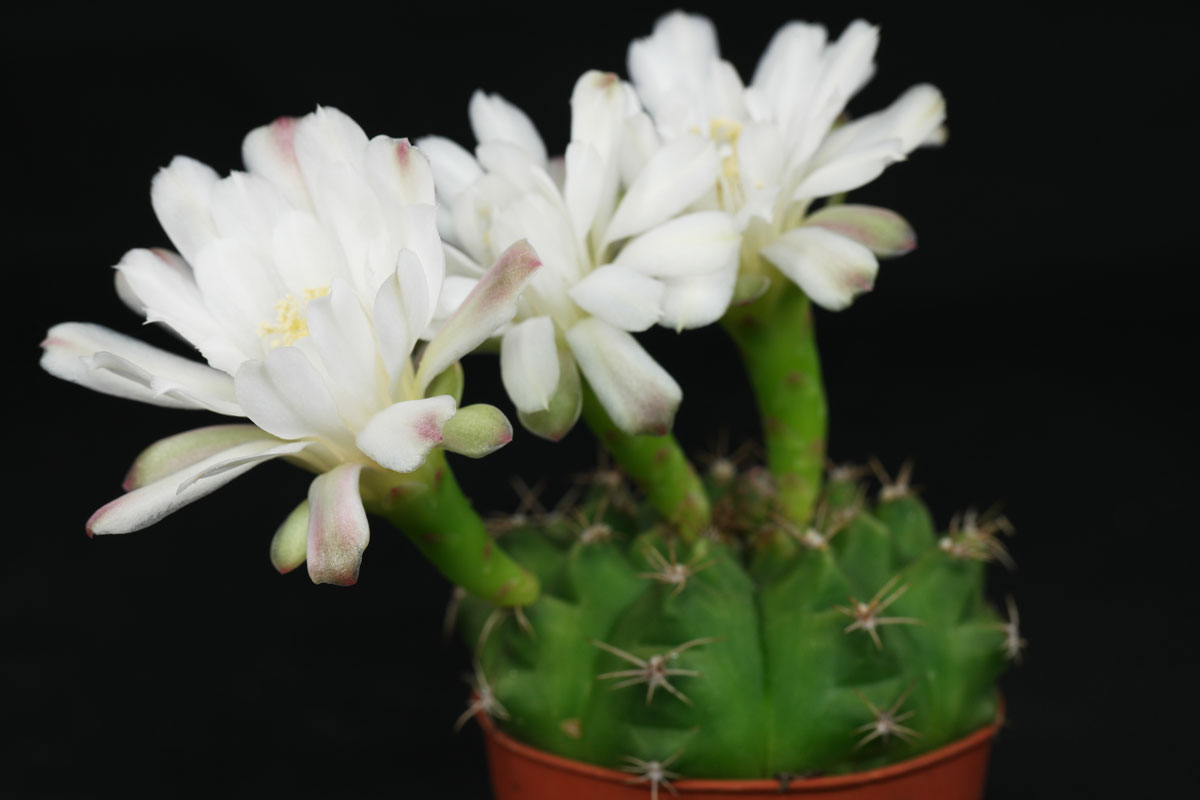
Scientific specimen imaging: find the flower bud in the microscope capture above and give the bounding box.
[442,404,513,458]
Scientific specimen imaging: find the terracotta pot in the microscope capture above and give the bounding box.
[481,710,1002,799]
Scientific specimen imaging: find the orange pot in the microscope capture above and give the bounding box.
[481,711,1002,799]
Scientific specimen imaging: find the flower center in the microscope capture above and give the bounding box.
[709,116,745,211]
[257,287,330,348]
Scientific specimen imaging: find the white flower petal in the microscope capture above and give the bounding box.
[563,142,605,242]
[209,171,289,257]
[234,346,349,446]
[192,238,285,355]
[570,70,635,163]
[499,316,560,413]
[150,155,220,264]
[658,264,738,331]
[41,322,241,414]
[86,437,303,536]
[565,317,681,436]
[613,211,740,278]
[414,135,483,210]
[619,112,660,188]
[355,395,457,472]
[761,226,878,311]
[627,11,720,123]
[468,90,548,165]
[415,240,542,393]
[568,265,664,332]
[124,424,278,490]
[306,463,370,586]
[293,106,369,189]
[365,136,435,208]
[434,276,479,321]
[305,279,384,430]
[270,210,348,295]
[242,115,312,210]
[604,134,719,243]
[790,140,905,200]
[114,248,239,368]
[372,249,429,395]
[443,243,486,278]
[307,163,389,297]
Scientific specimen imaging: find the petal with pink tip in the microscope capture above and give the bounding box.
[565,317,681,436]
[355,396,457,473]
[415,240,541,393]
[41,322,241,414]
[87,437,306,536]
[242,115,312,210]
[761,226,878,311]
[804,204,916,258]
[306,463,369,586]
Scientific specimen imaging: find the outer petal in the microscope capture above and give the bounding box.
[234,347,349,446]
[627,11,720,122]
[612,211,739,278]
[306,463,369,586]
[150,155,220,265]
[517,340,582,441]
[568,265,664,332]
[86,437,305,536]
[604,135,719,243]
[355,395,457,473]
[565,318,681,436]
[415,240,542,393]
[270,499,310,574]
[242,115,312,210]
[41,322,241,414]
[761,226,879,311]
[658,264,738,331]
[123,424,277,490]
[500,316,560,413]
[468,90,548,165]
[804,204,916,257]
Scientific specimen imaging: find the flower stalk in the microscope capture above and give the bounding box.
[723,277,827,527]
[580,382,710,541]
[361,450,539,606]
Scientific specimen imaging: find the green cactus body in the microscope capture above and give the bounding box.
[457,481,1008,779]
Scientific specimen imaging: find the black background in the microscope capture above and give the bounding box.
[5,2,1194,797]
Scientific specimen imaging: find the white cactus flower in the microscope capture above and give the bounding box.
[628,11,946,310]
[41,107,540,585]
[420,71,740,439]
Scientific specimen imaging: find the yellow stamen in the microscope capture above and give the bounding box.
[257,286,330,348]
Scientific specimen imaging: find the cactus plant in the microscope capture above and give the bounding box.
[452,281,1017,783]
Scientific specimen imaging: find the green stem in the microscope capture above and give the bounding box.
[360,450,539,606]
[722,280,827,526]
[580,382,710,542]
